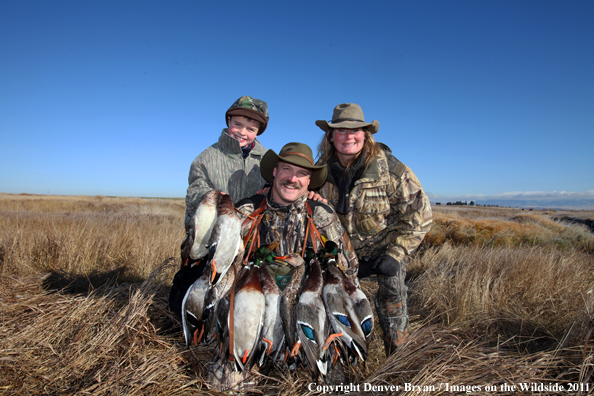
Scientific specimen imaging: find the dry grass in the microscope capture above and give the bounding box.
[409,244,594,351]
[426,206,594,253]
[0,193,183,283]
[1,195,594,395]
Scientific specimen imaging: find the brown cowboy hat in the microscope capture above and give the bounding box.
[315,103,380,134]
[260,142,327,190]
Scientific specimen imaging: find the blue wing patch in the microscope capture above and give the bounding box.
[335,313,351,328]
[361,317,373,337]
[300,323,316,342]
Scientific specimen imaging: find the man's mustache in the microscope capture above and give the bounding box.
[280,180,301,189]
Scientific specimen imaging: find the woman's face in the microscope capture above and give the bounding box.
[330,128,366,164]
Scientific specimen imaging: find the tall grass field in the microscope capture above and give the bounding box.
[1,193,593,395]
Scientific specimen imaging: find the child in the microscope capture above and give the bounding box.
[184,95,269,229]
[170,96,269,320]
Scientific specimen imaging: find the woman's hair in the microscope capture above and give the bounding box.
[316,128,382,169]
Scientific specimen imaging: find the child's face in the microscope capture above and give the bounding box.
[227,116,260,148]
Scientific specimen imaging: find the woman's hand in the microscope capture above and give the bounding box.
[358,255,404,278]
[307,190,328,204]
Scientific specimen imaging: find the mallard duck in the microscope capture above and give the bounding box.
[201,252,241,345]
[248,241,279,266]
[295,257,330,378]
[207,194,243,286]
[317,241,339,271]
[257,260,285,370]
[345,274,374,345]
[230,264,265,371]
[181,189,220,265]
[276,253,307,364]
[181,274,210,347]
[322,261,367,362]
[213,290,231,363]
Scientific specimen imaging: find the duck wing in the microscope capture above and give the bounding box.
[278,254,307,357]
[207,195,242,286]
[201,258,238,345]
[181,274,210,347]
[257,262,285,368]
[295,258,330,379]
[189,189,221,260]
[345,275,374,348]
[323,261,368,361]
[231,265,265,371]
[212,291,231,364]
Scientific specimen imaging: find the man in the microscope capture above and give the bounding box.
[235,142,358,280]
[210,143,358,391]
[184,95,269,229]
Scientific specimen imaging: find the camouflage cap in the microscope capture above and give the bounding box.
[316,103,379,134]
[260,142,328,190]
[225,95,269,135]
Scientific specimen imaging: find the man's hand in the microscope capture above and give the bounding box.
[307,190,328,204]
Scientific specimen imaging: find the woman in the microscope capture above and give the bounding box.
[315,103,432,356]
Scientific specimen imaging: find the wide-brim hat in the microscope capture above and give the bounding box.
[260,142,327,190]
[315,103,379,134]
[225,95,269,135]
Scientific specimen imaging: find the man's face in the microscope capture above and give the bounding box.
[271,161,312,205]
[227,116,260,148]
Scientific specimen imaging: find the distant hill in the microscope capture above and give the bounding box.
[468,199,594,210]
[431,198,594,211]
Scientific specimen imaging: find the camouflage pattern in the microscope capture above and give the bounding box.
[376,271,409,354]
[318,147,432,263]
[226,96,269,134]
[318,145,432,352]
[184,129,267,229]
[235,193,359,282]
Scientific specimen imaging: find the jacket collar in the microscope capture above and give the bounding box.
[326,149,385,186]
[218,128,265,157]
[266,189,307,212]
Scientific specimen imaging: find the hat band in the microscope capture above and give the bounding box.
[330,118,365,123]
[280,152,314,166]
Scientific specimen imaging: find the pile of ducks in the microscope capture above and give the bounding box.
[179,190,374,385]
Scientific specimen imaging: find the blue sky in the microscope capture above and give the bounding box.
[1,1,593,207]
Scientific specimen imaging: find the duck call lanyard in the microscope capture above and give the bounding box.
[240,197,325,263]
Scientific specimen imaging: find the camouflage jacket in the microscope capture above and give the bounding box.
[184,129,267,228]
[235,192,359,281]
[318,145,432,263]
